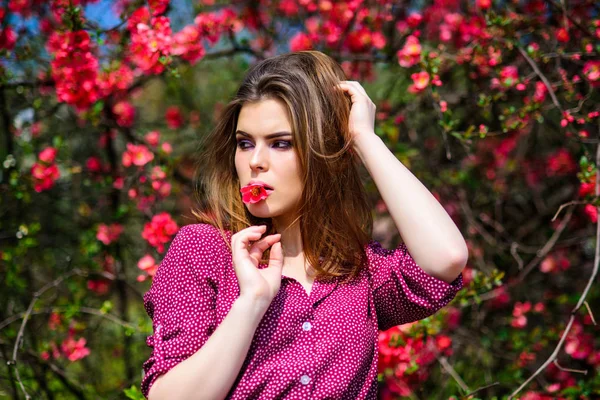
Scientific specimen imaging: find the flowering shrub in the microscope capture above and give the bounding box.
[1,0,599,399]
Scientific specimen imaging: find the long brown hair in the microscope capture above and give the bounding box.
[191,50,373,284]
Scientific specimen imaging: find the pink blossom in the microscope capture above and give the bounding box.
[61,336,91,362]
[122,143,154,167]
[48,312,62,330]
[408,71,430,93]
[397,35,421,68]
[112,101,135,127]
[96,223,124,245]
[138,254,158,277]
[145,130,161,146]
[583,60,600,88]
[172,25,206,65]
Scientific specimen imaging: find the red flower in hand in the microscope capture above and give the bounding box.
[241,184,269,204]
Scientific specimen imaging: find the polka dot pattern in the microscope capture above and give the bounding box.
[141,224,463,399]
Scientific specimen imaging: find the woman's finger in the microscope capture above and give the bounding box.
[336,82,359,102]
[233,227,266,255]
[248,234,281,261]
[346,80,367,96]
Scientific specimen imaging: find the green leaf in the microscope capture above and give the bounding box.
[100,301,113,314]
[580,155,589,168]
[123,385,145,400]
[52,136,63,148]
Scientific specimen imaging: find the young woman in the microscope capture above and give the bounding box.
[141,50,467,400]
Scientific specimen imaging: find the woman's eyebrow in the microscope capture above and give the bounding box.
[235,130,292,139]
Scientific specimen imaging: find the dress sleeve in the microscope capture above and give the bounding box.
[141,224,221,399]
[365,240,463,332]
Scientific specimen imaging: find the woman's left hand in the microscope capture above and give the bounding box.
[335,81,377,146]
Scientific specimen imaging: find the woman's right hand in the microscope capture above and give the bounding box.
[231,225,284,305]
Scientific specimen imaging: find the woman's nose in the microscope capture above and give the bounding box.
[249,144,268,170]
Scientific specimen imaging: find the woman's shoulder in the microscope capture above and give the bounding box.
[174,223,232,253]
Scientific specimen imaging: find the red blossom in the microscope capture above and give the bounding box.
[47,30,100,111]
[511,314,527,328]
[579,173,596,197]
[584,204,597,223]
[487,285,511,309]
[97,64,134,97]
[194,11,224,45]
[149,0,169,16]
[289,32,313,51]
[128,8,173,74]
[532,81,548,103]
[406,13,423,28]
[87,279,110,295]
[31,162,60,192]
[517,351,536,367]
[0,26,17,50]
[9,0,34,17]
[165,105,184,129]
[278,0,299,17]
[545,148,576,176]
[39,147,58,163]
[476,0,491,10]
[346,27,385,53]
[556,27,570,43]
[141,212,178,253]
[85,156,104,173]
[240,183,269,204]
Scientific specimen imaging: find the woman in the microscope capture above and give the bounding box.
[141,50,467,400]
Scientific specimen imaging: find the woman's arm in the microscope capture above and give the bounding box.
[148,296,269,400]
[336,81,468,283]
[353,133,468,283]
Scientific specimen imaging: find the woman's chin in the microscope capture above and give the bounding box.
[246,203,274,218]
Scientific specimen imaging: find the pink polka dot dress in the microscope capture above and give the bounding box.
[141,223,463,399]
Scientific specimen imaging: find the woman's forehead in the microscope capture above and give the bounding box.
[237,99,292,133]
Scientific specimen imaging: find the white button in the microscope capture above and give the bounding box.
[302,321,312,331]
[300,375,311,385]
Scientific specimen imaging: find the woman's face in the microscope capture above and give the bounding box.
[234,98,303,222]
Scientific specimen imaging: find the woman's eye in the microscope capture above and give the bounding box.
[273,140,292,149]
[236,140,292,150]
[236,140,251,149]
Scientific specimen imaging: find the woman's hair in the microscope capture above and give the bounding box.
[191,50,373,284]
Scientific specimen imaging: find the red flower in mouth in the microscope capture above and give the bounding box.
[240,184,269,204]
